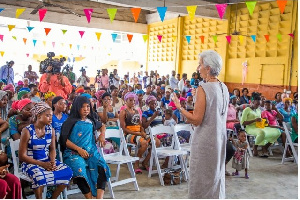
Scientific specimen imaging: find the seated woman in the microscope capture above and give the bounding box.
[8,99,34,140]
[241,92,281,157]
[19,102,73,199]
[142,95,163,129]
[110,85,124,113]
[60,96,110,199]
[278,98,297,123]
[226,95,242,132]
[119,92,150,173]
[232,88,241,105]
[239,88,250,105]
[98,92,119,129]
[0,91,9,147]
[0,151,21,199]
[291,101,298,143]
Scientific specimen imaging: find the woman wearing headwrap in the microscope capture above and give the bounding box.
[8,99,33,140]
[97,92,119,129]
[95,90,106,109]
[278,97,296,123]
[17,87,31,100]
[119,92,149,173]
[142,95,163,129]
[19,102,73,199]
[136,89,146,111]
[3,84,14,108]
[44,91,56,108]
[60,96,111,199]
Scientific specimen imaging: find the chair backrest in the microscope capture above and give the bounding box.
[103,127,130,156]
[149,124,181,150]
[9,139,21,177]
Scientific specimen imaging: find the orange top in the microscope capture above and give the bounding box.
[38,73,72,99]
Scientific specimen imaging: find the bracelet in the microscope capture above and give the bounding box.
[179,107,184,112]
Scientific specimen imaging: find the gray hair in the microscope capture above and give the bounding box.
[198,50,222,77]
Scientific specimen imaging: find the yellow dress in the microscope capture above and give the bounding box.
[241,107,281,146]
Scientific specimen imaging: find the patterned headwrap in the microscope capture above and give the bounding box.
[283,97,293,103]
[44,92,56,100]
[124,92,138,105]
[135,89,145,95]
[95,90,106,101]
[17,90,29,100]
[81,93,92,100]
[75,87,84,94]
[0,91,7,100]
[3,84,14,93]
[17,98,32,112]
[17,81,24,86]
[179,97,186,102]
[230,95,237,100]
[19,87,30,93]
[31,102,51,121]
[146,95,157,105]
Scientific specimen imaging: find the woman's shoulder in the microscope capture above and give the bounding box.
[97,106,104,112]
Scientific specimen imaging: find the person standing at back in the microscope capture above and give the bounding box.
[0,61,14,85]
[24,65,39,84]
[178,73,187,92]
[169,70,178,90]
[172,50,229,199]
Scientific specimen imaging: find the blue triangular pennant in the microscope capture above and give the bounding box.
[27,26,34,32]
[111,33,118,42]
[0,8,4,13]
[33,39,37,47]
[157,7,167,22]
[251,35,256,42]
[185,35,191,44]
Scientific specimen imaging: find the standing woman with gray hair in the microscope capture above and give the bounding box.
[172,50,229,199]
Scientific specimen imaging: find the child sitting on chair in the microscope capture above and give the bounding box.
[232,130,250,179]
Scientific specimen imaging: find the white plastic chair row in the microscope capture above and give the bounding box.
[282,122,298,164]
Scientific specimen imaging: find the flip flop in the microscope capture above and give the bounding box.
[134,168,143,174]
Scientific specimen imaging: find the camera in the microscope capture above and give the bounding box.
[194,79,199,87]
[155,107,162,116]
[97,70,101,76]
[39,52,66,74]
[62,64,70,73]
[80,67,86,72]
[109,72,114,80]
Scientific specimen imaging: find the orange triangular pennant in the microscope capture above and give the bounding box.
[127,34,133,43]
[44,28,51,36]
[23,38,27,45]
[264,35,270,42]
[131,8,141,23]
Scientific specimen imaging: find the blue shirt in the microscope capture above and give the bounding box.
[161,97,171,107]
[278,107,296,123]
[174,109,186,124]
[142,109,163,127]
[0,65,14,84]
[52,113,68,137]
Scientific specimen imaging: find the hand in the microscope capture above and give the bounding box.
[39,161,53,171]
[103,101,109,108]
[46,73,51,83]
[46,66,52,72]
[77,148,89,159]
[171,93,181,109]
[153,110,159,117]
[99,134,106,147]
[235,119,240,123]
[255,118,262,122]
[0,164,9,174]
[140,132,147,138]
[49,161,57,171]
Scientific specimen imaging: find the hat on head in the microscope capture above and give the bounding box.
[3,84,14,93]
[230,95,237,100]
[17,98,32,111]
[187,92,192,97]
[17,90,29,100]
[52,96,64,110]
[17,81,24,86]
[81,93,92,100]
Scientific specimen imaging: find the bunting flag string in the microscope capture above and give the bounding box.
[12,36,17,40]
[157,7,167,22]
[79,31,85,38]
[277,0,287,14]
[212,35,218,43]
[107,8,117,23]
[39,9,47,22]
[111,33,118,42]
[43,41,46,46]
[52,42,55,48]
[127,34,133,43]
[0,35,3,42]
[264,34,270,42]
[27,26,34,32]
[26,53,29,57]
[23,38,27,45]
[131,8,141,23]
[44,28,51,36]
[0,51,4,57]
[62,29,67,35]
[238,35,244,44]
[157,35,163,42]
[200,35,205,43]
[83,8,93,23]
[277,33,282,42]
[172,36,177,42]
[8,25,15,31]
[0,9,4,13]
[186,6,197,21]
[251,35,256,42]
[33,39,37,47]
[185,35,191,44]
[16,8,26,18]
[245,1,257,16]
[215,4,227,20]
[142,35,148,42]
[288,33,294,38]
[225,35,231,43]
[95,32,102,41]
[69,44,72,49]
[77,45,80,50]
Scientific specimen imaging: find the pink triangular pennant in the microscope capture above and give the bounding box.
[26,53,29,57]
[83,8,93,23]
[225,35,231,43]
[215,4,227,19]
[39,9,47,22]
[52,42,55,48]
[157,35,163,42]
[0,35,3,42]
[79,31,85,38]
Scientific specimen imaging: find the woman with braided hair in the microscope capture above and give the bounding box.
[241,92,281,157]
[19,102,73,199]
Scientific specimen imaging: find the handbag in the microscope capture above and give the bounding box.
[163,168,183,185]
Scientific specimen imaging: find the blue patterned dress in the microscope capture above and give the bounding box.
[21,124,73,189]
[63,120,111,197]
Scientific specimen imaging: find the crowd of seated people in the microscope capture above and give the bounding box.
[0,68,297,199]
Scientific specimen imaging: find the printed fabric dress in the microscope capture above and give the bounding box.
[232,139,249,171]
[63,119,111,197]
[21,124,73,189]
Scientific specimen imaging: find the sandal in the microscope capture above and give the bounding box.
[232,171,239,176]
[141,162,150,171]
[245,174,249,179]
[134,168,143,174]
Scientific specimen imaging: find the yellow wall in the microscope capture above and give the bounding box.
[146,0,298,88]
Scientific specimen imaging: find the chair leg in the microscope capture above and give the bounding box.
[281,140,288,164]
[155,155,164,186]
[148,152,154,178]
[179,155,188,181]
[62,188,67,199]
[269,147,273,156]
[42,186,47,199]
[107,179,115,199]
[290,144,298,164]
[127,162,139,191]
[115,164,120,182]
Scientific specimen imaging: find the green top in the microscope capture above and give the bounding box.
[63,71,75,84]
[241,107,262,129]
[291,113,298,142]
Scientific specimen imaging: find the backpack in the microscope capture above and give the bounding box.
[163,168,184,185]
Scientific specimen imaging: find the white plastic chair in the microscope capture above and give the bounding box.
[9,139,47,199]
[282,122,298,164]
[100,128,139,199]
[148,125,189,186]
